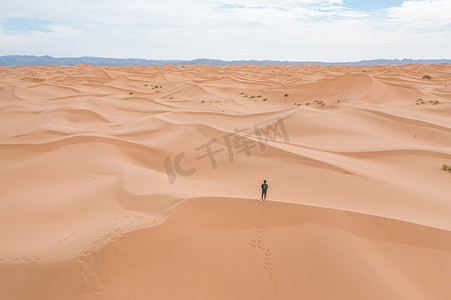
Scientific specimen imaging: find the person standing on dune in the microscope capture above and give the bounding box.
[261,180,268,201]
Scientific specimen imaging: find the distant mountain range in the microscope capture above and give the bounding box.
[1,55,450,67]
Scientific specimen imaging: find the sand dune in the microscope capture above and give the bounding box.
[0,64,450,299]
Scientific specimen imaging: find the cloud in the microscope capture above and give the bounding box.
[0,0,449,60]
[385,0,451,27]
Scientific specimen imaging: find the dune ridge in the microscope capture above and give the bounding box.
[0,64,450,299]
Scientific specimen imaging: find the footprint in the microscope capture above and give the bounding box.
[250,230,281,297]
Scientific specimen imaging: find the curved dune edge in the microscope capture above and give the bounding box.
[1,196,451,300]
[1,64,451,299]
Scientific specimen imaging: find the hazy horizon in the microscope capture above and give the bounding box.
[1,54,451,65]
[1,0,450,62]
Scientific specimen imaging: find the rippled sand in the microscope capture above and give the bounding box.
[1,64,451,299]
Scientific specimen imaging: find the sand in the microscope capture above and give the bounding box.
[0,63,450,299]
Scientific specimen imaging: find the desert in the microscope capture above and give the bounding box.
[1,63,451,299]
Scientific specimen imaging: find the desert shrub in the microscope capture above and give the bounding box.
[144,84,148,86]
[423,75,432,80]
[284,93,289,97]
[250,96,256,99]
[129,92,133,95]
[201,100,205,103]
[257,95,262,98]
[263,98,267,101]
[443,164,448,170]
[416,98,425,105]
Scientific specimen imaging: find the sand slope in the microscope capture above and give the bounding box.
[0,64,450,299]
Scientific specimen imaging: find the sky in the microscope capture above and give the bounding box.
[0,0,450,61]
